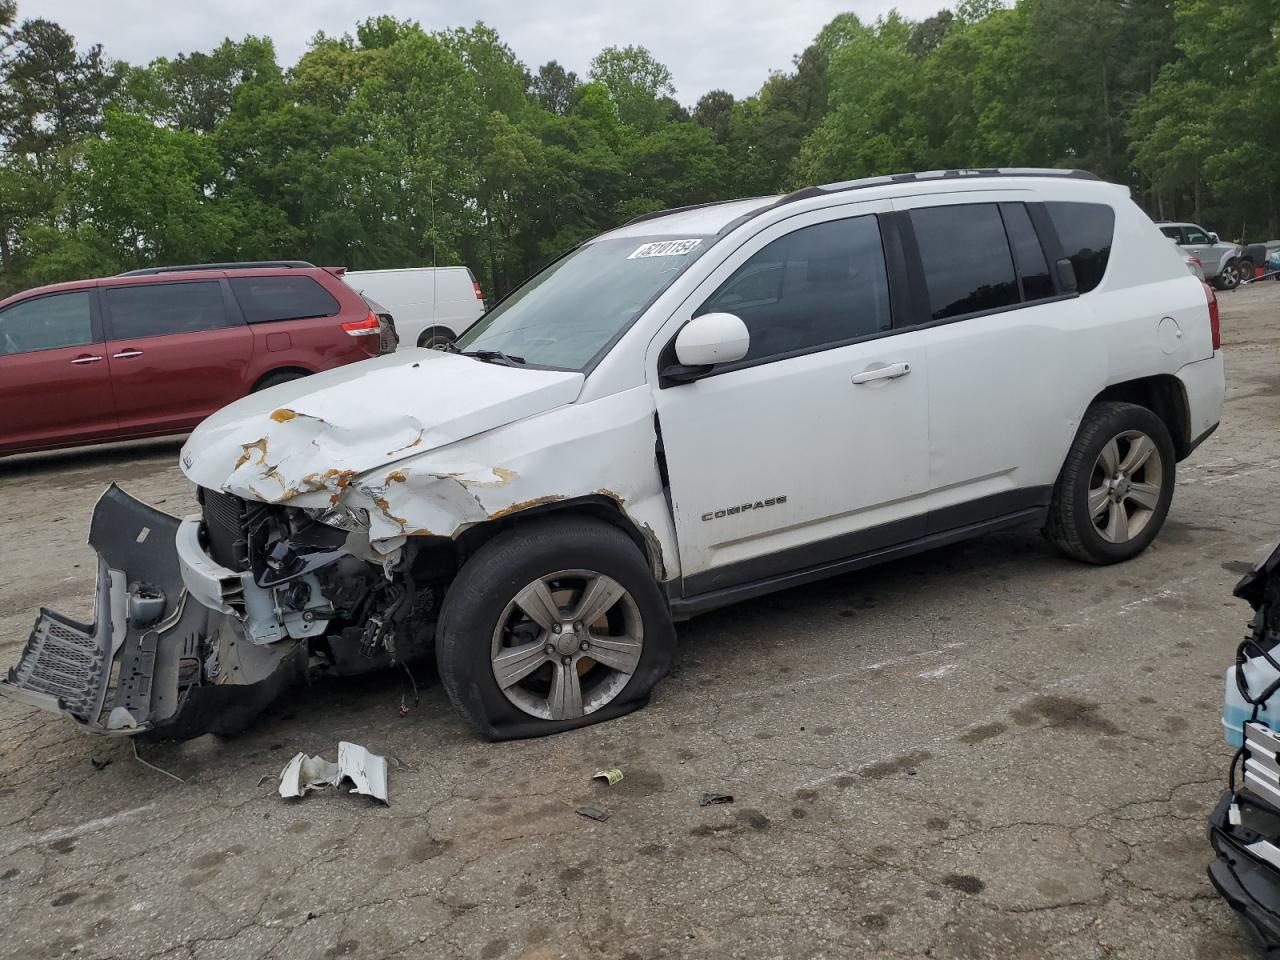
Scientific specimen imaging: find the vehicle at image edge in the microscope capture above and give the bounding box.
[0,168,1225,745]
[343,266,485,350]
[1158,221,1250,290]
[1210,539,1280,949]
[0,260,392,456]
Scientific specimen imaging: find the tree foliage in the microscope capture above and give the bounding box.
[1,0,1277,298]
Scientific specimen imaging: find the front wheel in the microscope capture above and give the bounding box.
[436,517,676,740]
[1214,261,1242,291]
[1044,401,1176,564]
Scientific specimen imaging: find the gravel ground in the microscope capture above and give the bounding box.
[1,282,1278,960]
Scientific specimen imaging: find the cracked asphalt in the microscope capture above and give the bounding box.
[1,283,1278,960]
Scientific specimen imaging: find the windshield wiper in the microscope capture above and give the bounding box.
[462,349,526,366]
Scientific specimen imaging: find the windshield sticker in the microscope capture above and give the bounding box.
[628,239,702,260]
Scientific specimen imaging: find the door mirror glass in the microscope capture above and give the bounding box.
[674,312,750,367]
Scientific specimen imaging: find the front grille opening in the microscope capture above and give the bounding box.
[199,487,250,571]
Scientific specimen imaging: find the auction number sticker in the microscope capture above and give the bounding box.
[628,239,702,259]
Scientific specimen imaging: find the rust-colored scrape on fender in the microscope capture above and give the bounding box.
[386,470,408,484]
[235,438,269,470]
[270,408,298,423]
[373,497,410,526]
[486,495,565,521]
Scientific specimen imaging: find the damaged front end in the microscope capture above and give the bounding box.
[1210,540,1280,949]
[0,483,439,741]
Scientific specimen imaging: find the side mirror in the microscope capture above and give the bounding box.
[1055,257,1079,295]
[1209,232,1220,244]
[675,312,750,366]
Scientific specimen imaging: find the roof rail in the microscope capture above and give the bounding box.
[622,199,742,228]
[715,167,1102,236]
[117,260,317,277]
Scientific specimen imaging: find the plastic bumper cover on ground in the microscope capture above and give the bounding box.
[0,484,302,741]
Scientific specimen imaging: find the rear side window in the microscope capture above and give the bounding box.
[230,276,341,323]
[910,204,1020,321]
[105,282,233,340]
[0,291,94,355]
[1000,203,1054,301]
[1159,226,1183,242]
[698,214,891,364]
[1045,202,1115,293]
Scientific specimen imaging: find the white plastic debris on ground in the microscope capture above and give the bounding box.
[277,742,389,804]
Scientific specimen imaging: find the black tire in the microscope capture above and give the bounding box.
[1214,261,1241,291]
[1238,258,1254,284]
[417,329,454,350]
[1044,401,1176,564]
[252,370,308,393]
[436,516,676,740]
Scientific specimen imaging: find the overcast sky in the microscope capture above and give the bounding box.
[31,0,946,104]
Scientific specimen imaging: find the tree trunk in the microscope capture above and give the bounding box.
[1193,178,1202,224]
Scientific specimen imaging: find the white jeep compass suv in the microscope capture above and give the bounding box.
[2,168,1225,742]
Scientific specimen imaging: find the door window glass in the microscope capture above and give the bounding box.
[1045,202,1117,293]
[1184,227,1211,245]
[0,291,94,355]
[911,204,1020,321]
[1159,226,1183,241]
[105,282,232,340]
[1000,203,1054,301]
[697,215,891,364]
[229,276,341,323]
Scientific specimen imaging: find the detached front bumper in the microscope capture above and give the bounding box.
[0,485,304,741]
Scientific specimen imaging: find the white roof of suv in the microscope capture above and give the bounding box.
[601,168,1109,242]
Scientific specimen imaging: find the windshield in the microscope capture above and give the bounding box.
[456,235,712,369]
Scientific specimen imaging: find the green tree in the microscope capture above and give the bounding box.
[588,45,675,132]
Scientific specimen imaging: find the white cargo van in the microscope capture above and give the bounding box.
[343,266,486,349]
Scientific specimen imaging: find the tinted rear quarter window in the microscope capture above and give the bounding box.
[1045,202,1116,293]
[105,281,232,340]
[230,276,341,324]
[910,204,1020,321]
[1000,202,1054,301]
[0,291,94,355]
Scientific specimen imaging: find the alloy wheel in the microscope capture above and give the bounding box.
[1088,429,1164,544]
[491,570,643,720]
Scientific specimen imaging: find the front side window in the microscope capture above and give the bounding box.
[457,235,711,370]
[230,276,340,323]
[1045,202,1116,293]
[105,281,233,340]
[911,204,1020,321]
[0,291,94,356]
[1184,226,1211,245]
[697,215,891,364]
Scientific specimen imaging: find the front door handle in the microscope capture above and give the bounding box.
[851,362,911,384]
[112,349,143,359]
[70,354,103,365]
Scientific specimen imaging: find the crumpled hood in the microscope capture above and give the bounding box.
[181,349,584,504]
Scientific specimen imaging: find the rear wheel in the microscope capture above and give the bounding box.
[437,517,675,740]
[1044,402,1176,564]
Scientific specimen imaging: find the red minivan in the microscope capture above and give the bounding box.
[0,261,391,456]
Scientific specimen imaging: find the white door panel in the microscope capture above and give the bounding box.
[656,336,930,582]
[923,299,1100,499]
[646,198,932,592]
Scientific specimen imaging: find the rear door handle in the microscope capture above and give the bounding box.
[70,355,103,365]
[851,362,911,384]
[112,349,143,359]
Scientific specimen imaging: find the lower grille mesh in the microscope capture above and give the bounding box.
[201,488,249,570]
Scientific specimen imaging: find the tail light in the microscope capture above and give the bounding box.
[1203,281,1221,351]
[342,311,381,337]
[472,280,484,301]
